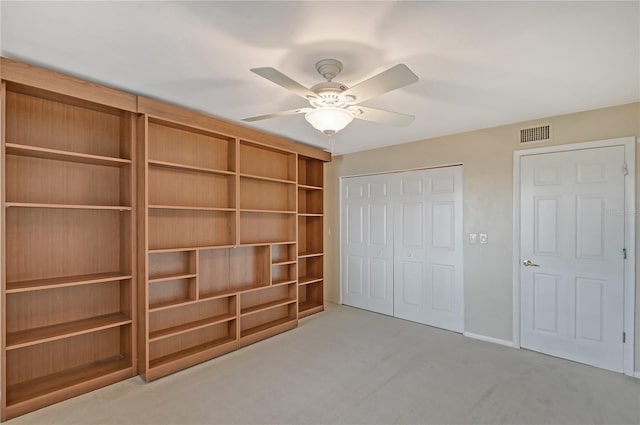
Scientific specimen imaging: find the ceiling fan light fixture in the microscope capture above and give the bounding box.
[304,107,354,136]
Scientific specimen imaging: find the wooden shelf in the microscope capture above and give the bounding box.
[149,336,236,370]
[240,298,296,317]
[299,301,324,313]
[241,240,296,247]
[298,276,323,286]
[149,298,195,312]
[298,252,324,258]
[298,184,323,191]
[148,159,235,176]
[5,143,131,167]
[240,317,296,339]
[299,303,324,319]
[298,213,323,217]
[149,244,236,254]
[148,272,197,283]
[6,313,132,350]
[272,260,296,266]
[240,209,296,214]
[149,205,235,212]
[5,356,132,408]
[6,202,131,211]
[6,272,131,293]
[149,313,235,342]
[239,173,296,185]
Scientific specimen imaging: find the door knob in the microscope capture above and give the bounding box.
[522,259,540,267]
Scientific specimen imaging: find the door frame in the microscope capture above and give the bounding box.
[338,163,463,312]
[512,136,636,376]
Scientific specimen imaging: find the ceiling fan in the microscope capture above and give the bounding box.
[243,59,419,136]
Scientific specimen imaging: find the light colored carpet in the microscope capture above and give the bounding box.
[7,303,640,424]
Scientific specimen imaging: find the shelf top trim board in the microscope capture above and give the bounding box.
[6,273,132,293]
[239,138,298,156]
[148,159,235,176]
[1,57,138,112]
[6,313,132,350]
[147,115,237,142]
[6,202,132,211]
[138,96,330,162]
[239,173,296,185]
[5,143,132,167]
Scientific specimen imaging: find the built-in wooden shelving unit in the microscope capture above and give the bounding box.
[1,56,330,420]
[1,65,138,420]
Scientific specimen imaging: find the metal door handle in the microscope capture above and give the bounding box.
[522,259,540,267]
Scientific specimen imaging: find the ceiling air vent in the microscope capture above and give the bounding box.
[520,124,550,143]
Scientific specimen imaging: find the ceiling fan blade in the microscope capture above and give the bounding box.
[351,106,415,126]
[251,67,318,100]
[242,108,311,122]
[343,64,418,104]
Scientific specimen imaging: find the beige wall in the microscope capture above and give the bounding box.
[324,102,640,370]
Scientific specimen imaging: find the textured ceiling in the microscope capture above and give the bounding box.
[1,1,638,155]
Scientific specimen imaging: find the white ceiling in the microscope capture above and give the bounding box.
[1,1,638,155]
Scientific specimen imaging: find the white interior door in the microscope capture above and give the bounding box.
[394,167,464,332]
[520,146,625,372]
[342,174,394,315]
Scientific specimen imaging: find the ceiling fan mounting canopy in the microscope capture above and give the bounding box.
[243,58,419,136]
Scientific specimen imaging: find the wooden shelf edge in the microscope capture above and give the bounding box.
[145,338,237,381]
[6,313,132,350]
[272,260,297,266]
[298,184,323,191]
[239,318,297,348]
[149,244,236,253]
[239,173,296,185]
[148,159,235,176]
[6,202,131,211]
[6,272,132,293]
[4,357,132,420]
[148,205,235,212]
[298,277,323,286]
[298,304,324,319]
[149,314,236,342]
[240,209,296,214]
[148,272,197,283]
[240,241,296,247]
[298,252,324,258]
[5,142,131,166]
[240,298,296,317]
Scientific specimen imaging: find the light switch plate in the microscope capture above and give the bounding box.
[479,233,488,244]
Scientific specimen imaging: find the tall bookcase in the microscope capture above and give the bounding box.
[1,69,137,419]
[297,156,325,318]
[137,110,308,381]
[1,57,329,419]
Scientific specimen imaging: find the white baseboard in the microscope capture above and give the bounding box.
[463,331,514,348]
[634,371,640,379]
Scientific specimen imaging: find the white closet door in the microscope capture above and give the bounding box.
[341,174,394,315]
[394,167,464,332]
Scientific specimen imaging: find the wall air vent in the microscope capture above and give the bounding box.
[520,124,550,143]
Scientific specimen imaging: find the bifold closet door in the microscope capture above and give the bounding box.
[341,166,463,333]
[341,174,394,315]
[393,166,464,332]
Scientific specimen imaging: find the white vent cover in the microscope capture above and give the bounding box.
[520,125,550,143]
